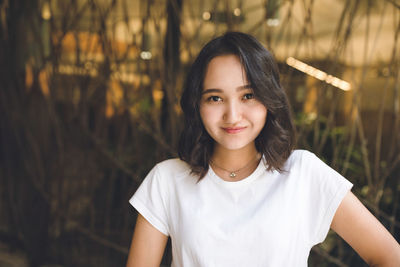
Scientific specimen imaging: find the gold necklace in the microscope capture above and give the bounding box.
[210,154,260,178]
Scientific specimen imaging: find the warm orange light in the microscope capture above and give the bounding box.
[202,11,211,21]
[286,57,351,91]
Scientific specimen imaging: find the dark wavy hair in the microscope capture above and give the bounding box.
[178,32,296,179]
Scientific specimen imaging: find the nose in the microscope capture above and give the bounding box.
[223,100,242,124]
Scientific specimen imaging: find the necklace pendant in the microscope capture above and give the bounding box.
[229,172,236,178]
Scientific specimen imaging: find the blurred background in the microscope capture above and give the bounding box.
[0,0,399,266]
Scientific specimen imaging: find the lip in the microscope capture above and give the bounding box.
[222,127,247,134]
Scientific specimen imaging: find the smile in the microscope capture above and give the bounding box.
[222,127,247,134]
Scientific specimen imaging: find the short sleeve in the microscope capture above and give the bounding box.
[302,152,353,245]
[129,165,170,236]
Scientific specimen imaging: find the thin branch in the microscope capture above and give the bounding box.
[79,125,143,183]
[72,221,129,255]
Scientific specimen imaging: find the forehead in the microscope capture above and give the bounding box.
[203,55,248,89]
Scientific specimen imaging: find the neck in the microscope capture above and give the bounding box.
[211,143,259,170]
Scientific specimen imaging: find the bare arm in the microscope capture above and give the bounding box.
[126,214,168,267]
[331,191,400,267]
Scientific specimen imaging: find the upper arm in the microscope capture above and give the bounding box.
[331,191,400,266]
[126,214,168,267]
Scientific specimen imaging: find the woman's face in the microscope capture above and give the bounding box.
[199,54,267,153]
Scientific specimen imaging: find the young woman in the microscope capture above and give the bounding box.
[126,32,400,266]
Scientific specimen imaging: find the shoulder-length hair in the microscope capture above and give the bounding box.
[178,32,296,179]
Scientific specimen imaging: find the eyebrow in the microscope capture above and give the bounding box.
[201,85,252,95]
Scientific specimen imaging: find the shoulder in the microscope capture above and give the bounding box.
[137,158,193,197]
[153,158,192,180]
[285,149,352,188]
[155,158,191,172]
[290,149,316,159]
[283,149,317,170]
[283,149,342,181]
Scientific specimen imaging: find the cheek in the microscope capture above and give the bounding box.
[199,105,207,123]
[199,107,210,130]
[200,105,218,125]
[253,106,268,128]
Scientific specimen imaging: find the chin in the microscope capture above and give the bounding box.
[216,141,254,151]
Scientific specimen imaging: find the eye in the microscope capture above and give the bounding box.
[207,96,222,102]
[243,93,254,100]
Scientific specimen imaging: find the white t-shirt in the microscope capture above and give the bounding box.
[129,150,353,267]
